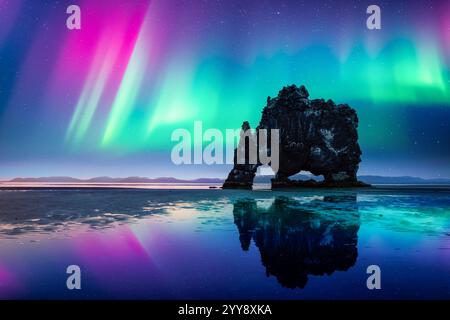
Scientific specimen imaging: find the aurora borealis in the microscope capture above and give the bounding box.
[0,0,449,179]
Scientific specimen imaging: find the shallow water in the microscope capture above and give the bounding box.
[0,187,449,299]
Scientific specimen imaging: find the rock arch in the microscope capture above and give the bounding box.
[222,85,369,189]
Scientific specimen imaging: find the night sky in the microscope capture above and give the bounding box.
[0,0,449,179]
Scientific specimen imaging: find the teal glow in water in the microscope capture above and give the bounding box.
[0,187,449,299]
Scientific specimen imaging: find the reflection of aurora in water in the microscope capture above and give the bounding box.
[0,188,449,238]
[0,187,449,299]
[358,193,450,236]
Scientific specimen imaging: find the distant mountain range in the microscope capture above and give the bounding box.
[355,175,450,185]
[6,176,223,184]
[4,175,450,184]
[254,174,450,184]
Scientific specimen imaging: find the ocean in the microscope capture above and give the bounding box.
[0,185,449,299]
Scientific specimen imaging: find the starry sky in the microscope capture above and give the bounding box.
[0,0,449,179]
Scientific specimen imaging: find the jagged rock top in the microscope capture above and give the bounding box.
[262,84,358,127]
[267,85,309,109]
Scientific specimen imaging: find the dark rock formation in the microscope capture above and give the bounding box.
[223,85,369,189]
[222,121,258,189]
[233,195,360,288]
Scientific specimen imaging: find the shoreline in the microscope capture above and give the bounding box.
[1,182,450,191]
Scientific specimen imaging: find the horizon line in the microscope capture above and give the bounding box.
[1,174,450,182]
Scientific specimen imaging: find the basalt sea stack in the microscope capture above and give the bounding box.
[222,85,369,189]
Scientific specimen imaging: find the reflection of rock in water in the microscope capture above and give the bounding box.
[233,195,360,289]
